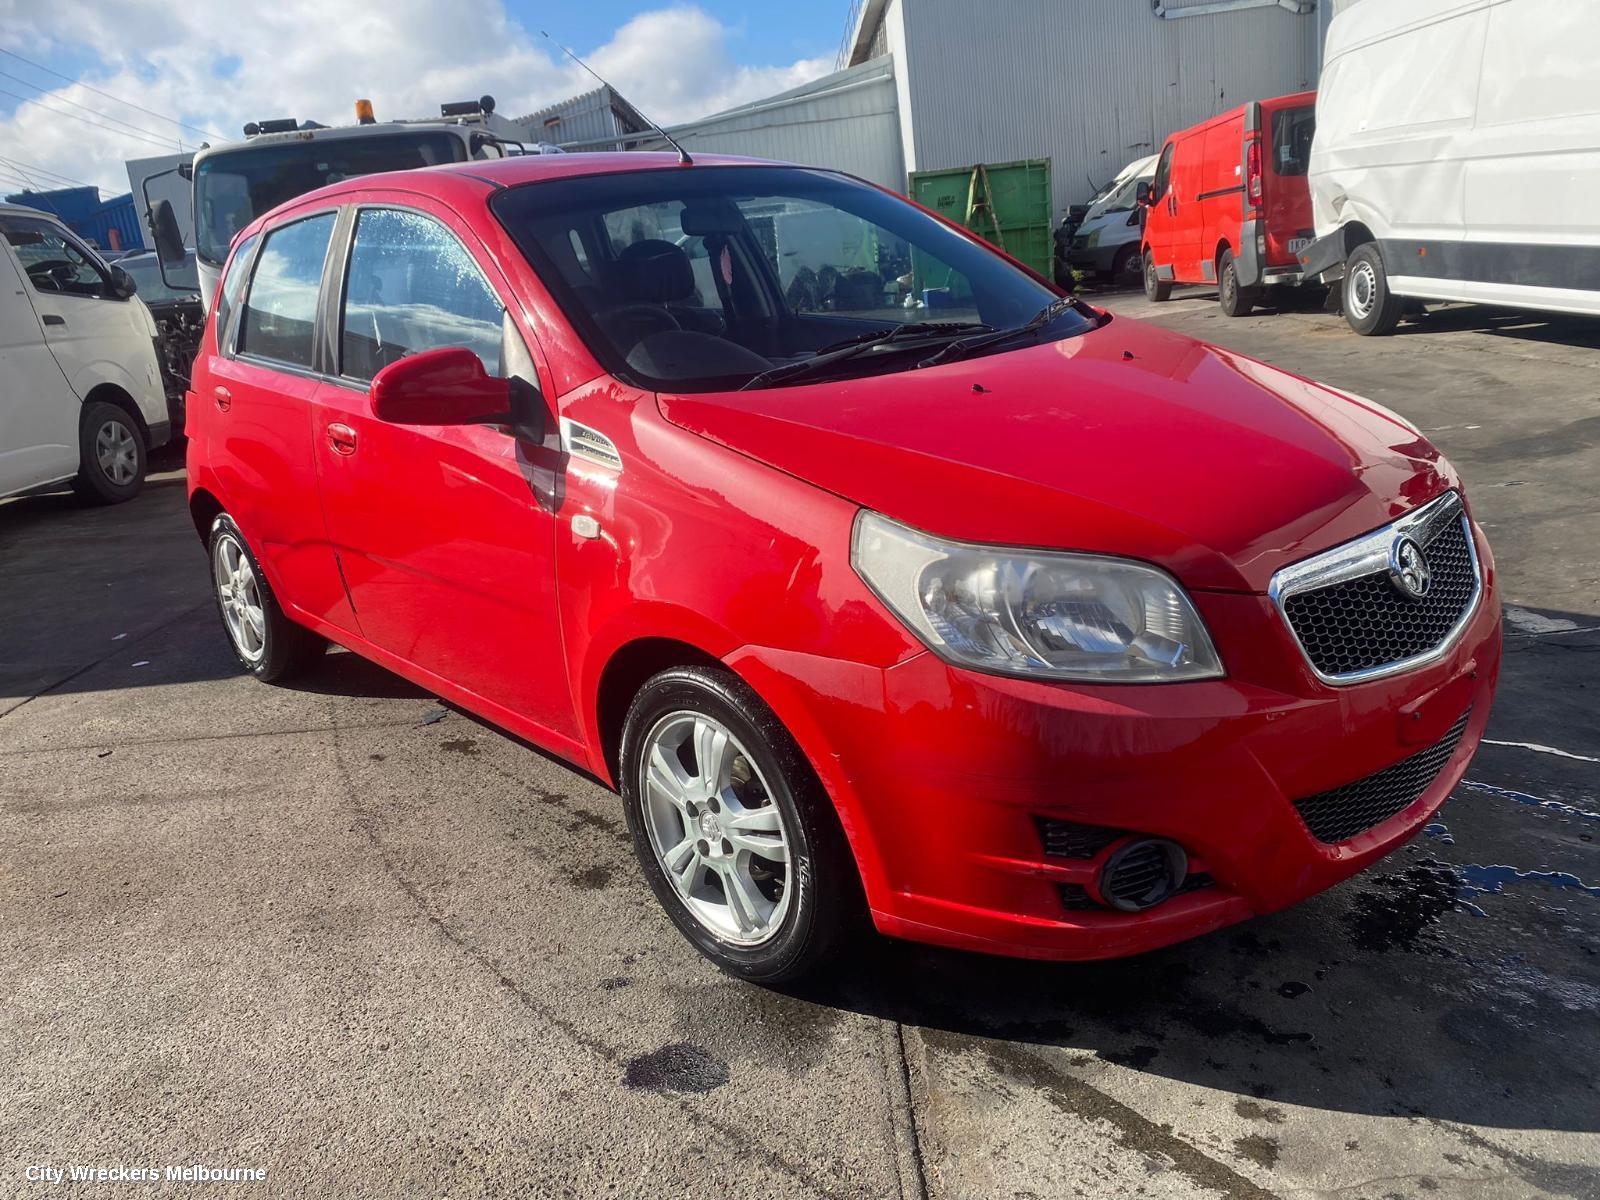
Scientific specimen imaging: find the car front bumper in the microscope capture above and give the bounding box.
[729,526,1501,961]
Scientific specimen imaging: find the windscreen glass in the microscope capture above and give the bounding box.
[194,131,466,264]
[491,165,1091,393]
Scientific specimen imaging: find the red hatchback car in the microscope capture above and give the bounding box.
[186,153,1500,981]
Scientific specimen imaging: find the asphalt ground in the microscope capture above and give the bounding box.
[3,287,1597,1199]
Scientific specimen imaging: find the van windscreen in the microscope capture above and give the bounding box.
[1270,106,1316,177]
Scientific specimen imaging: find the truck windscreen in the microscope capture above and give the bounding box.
[193,131,467,265]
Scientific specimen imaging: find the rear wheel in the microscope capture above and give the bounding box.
[208,514,325,682]
[1343,243,1403,336]
[73,401,146,504]
[1217,248,1259,317]
[621,665,859,983]
[1110,244,1142,288]
[1142,251,1171,302]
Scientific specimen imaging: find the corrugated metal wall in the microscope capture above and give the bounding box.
[893,0,1321,214]
[519,87,645,151]
[639,57,905,191]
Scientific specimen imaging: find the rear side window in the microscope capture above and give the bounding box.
[340,208,503,381]
[215,233,258,352]
[238,213,336,369]
[1271,107,1316,177]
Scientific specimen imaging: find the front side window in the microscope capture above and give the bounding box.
[1151,145,1174,201]
[193,132,469,266]
[339,208,504,381]
[491,166,1090,393]
[238,213,336,369]
[0,217,112,298]
[1271,106,1316,177]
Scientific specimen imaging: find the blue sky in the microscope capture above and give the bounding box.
[0,1,851,196]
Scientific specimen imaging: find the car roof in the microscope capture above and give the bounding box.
[0,201,67,224]
[242,150,800,241]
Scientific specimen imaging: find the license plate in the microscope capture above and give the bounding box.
[1288,237,1312,256]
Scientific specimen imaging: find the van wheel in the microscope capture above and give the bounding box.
[1142,252,1171,302]
[620,665,859,983]
[73,401,146,504]
[1110,244,1142,287]
[1218,248,1259,317]
[1344,244,1403,335]
[208,514,325,682]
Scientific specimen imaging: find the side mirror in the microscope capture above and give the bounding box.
[109,265,137,299]
[370,347,511,426]
[1135,181,1152,207]
[152,199,186,267]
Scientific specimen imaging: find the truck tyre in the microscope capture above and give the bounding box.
[620,665,861,983]
[73,401,147,505]
[1110,244,1142,287]
[1142,252,1171,302]
[1343,243,1403,336]
[1218,248,1259,317]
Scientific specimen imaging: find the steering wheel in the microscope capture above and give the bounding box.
[25,259,75,292]
[597,302,681,347]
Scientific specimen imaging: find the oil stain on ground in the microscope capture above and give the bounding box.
[1343,860,1465,952]
[440,738,480,756]
[623,1042,730,1094]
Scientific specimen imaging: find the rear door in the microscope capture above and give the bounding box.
[310,201,574,739]
[212,209,354,631]
[0,231,80,494]
[1262,100,1316,266]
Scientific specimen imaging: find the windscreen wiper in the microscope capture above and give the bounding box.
[810,320,993,356]
[914,297,1081,369]
[741,321,994,391]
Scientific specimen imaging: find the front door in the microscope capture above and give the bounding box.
[310,203,574,739]
[0,229,80,494]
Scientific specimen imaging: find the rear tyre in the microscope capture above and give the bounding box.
[1217,248,1259,317]
[73,401,146,504]
[208,514,325,682]
[1142,251,1171,302]
[1343,243,1403,336]
[620,665,860,983]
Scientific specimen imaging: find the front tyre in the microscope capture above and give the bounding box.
[620,666,858,983]
[1343,243,1403,336]
[1142,251,1172,302]
[208,514,325,682]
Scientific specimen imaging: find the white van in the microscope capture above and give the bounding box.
[1302,0,1600,334]
[0,204,169,504]
[1066,154,1157,285]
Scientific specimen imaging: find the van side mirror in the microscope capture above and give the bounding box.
[109,265,137,299]
[1136,181,1152,207]
[370,347,512,426]
[152,200,186,266]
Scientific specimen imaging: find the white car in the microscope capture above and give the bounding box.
[0,203,170,504]
[1303,0,1600,334]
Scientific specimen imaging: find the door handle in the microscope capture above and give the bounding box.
[213,386,232,412]
[327,423,358,456]
[41,314,65,327]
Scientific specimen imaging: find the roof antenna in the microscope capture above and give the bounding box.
[541,31,693,165]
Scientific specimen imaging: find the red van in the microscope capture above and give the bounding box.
[1140,91,1317,316]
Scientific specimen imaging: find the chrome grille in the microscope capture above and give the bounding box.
[1270,492,1482,684]
[1294,708,1470,843]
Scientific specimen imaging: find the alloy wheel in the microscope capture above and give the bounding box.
[639,711,792,945]
[213,532,267,663]
[95,420,138,486]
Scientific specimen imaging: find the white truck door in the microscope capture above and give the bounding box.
[0,228,81,496]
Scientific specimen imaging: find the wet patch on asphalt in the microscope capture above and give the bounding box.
[1232,1133,1280,1170]
[623,1043,730,1094]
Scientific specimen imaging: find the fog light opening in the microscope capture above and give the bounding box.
[1095,838,1188,913]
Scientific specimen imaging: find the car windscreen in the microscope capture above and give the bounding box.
[490,165,1089,393]
[1270,106,1316,177]
[193,131,467,265]
[121,253,199,303]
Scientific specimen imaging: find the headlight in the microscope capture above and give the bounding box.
[852,512,1224,683]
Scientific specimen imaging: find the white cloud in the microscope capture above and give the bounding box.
[0,2,831,197]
